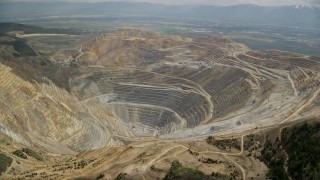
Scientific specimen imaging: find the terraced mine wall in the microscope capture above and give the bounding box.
[0,29,319,154]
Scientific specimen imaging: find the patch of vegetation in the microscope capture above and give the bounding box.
[282,122,320,179]
[74,160,88,169]
[12,150,27,159]
[206,136,241,151]
[261,122,320,179]
[96,173,105,180]
[188,149,199,156]
[25,172,38,178]
[211,172,229,178]
[260,138,288,180]
[22,148,42,161]
[150,165,162,172]
[0,153,13,175]
[115,173,127,180]
[244,134,263,159]
[12,39,37,57]
[164,160,206,180]
[164,160,230,180]
[199,157,222,164]
[244,135,256,150]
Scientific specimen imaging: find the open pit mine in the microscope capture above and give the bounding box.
[0,29,319,179]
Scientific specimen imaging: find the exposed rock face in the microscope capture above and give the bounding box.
[0,29,320,155]
[0,61,110,154]
[78,29,190,67]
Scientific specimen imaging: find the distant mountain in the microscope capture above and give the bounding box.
[0,23,50,34]
[0,2,319,28]
[0,22,85,35]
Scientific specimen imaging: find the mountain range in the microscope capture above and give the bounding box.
[0,2,319,28]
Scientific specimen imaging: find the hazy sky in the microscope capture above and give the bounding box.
[5,0,320,6]
[106,0,319,6]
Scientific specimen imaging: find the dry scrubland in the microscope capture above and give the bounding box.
[0,29,319,179]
